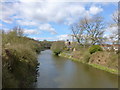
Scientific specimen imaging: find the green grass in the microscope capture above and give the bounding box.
[88,64,118,75]
[59,52,85,63]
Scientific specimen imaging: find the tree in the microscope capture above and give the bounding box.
[108,10,120,44]
[71,23,84,44]
[81,16,105,45]
[51,41,65,55]
[112,10,119,24]
[71,15,105,45]
[13,26,24,36]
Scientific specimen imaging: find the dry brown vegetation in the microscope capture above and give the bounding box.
[89,51,118,70]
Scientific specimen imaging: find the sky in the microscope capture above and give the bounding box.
[0,0,119,41]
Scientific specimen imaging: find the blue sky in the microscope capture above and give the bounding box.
[0,0,118,41]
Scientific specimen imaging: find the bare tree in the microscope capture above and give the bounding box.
[13,26,24,36]
[71,23,84,44]
[109,10,120,44]
[71,15,105,45]
[112,10,119,24]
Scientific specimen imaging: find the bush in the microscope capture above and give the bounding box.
[40,40,53,50]
[71,42,83,51]
[2,30,41,88]
[51,41,65,55]
[83,52,90,63]
[89,45,103,54]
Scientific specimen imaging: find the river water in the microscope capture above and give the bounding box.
[35,50,118,88]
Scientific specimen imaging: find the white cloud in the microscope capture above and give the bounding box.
[17,20,38,26]
[33,37,54,41]
[0,18,13,24]
[0,3,17,23]
[0,23,3,27]
[57,34,71,40]
[1,0,119,2]
[1,0,112,41]
[1,1,104,26]
[39,23,57,34]
[23,29,40,35]
[32,34,72,41]
[89,6,103,15]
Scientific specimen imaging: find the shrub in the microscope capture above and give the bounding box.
[2,67,19,88]
[71,43,83,51]
[89,45,103,54]
[40,40,53,49]
[51,41,65,55]
[83,52,90,63]
[2,30,41,88]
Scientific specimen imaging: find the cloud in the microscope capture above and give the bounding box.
[1,0,119,2]
[89,6,103,15]
[1,1,103,25]
[0,18,13,24]
[23,29,40,35]
[39,23,57,34]
[0,3,17,23]
[17,20,38,26]
[33,37,54,41]
[32,34,72,41]
[0,23,3,27]
[1,0,114,41]
[57,34,71,40]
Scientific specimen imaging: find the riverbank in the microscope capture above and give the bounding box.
[36,50,118,88]
[2,30,42,88]
[59,52,118,75]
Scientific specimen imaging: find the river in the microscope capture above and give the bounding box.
[35,50,118,88]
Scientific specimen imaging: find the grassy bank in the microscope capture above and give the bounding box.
[59,52,118,75]
[2,30,42,88]
[50,41,118,75]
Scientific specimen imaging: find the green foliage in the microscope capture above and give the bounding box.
[83,52,90,63]
[2,67,19,88]
[89,45,103,54]
[2,29,41,88]
[89,64,118,75]
[40,40,53,50]
[51,41,65,55]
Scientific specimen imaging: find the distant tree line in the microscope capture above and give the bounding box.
[39,40,53,50]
